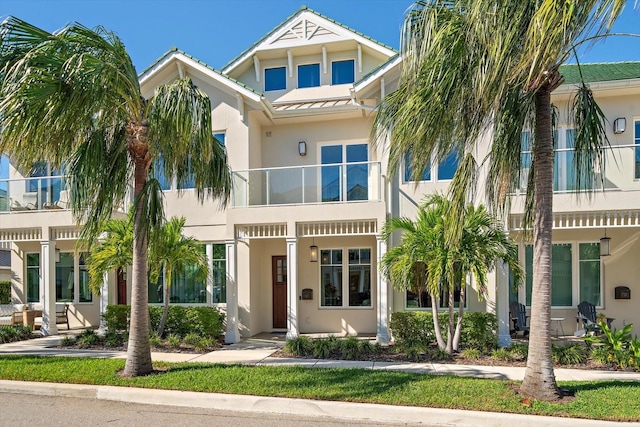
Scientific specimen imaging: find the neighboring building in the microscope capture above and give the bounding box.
[1,7,639,344]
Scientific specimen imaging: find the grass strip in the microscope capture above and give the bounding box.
[0,355,639,421]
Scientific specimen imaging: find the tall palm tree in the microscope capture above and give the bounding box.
[381,194,523,353]
[149,216,208,337]
[374,0,628,400]
[0,18,231,377]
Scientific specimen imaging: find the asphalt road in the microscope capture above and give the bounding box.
[0,392,425,427]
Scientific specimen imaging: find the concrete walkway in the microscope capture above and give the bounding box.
[1,334,640,426]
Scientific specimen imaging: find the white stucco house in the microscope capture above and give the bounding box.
[1,7,640,346]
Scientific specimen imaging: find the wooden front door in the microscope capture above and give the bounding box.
[117,267,127,305]
[272,256,287,329]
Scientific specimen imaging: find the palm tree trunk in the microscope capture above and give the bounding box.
[123,123,153,377]
[446,278,454,353]
[431,294,446,350]
[520,86,561,400]
[158,266,169,337]
[452,274,465,351]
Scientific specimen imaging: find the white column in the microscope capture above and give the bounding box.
[286,237,298,340]
[376,236,389,345]
[225,239,239,344]
[98,271,109,334]
[39,240,57,336]
[496,260,512,347]
[206,244,214,304]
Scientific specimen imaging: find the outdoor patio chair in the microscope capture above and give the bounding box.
[577,301,613,334]
[55,304,70,329]
[509,302,529,337]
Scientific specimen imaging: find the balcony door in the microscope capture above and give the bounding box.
[321,143,368,202]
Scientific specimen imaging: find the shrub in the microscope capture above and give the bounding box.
[359,339,375,355]
[341,336,362,360]
[491,348,512,361]
[104,332,124,347]
[461,348,481,360]
[507,342,528,361]
[584,322,634,369]
[552,343,588,365]
[184,333,201,347]
[195,337,214,351]
[284,336,312,357]
[0,280,10,304]
[103,305,130,333]
[391,311,498,354]
[76,329,99,347]
[312,338,335,359]
[427,347,452,362]
[167,334,181,348]
[149,333,162,348]
[460,312,498,353]
[60,335,76,346]
[590,346,612,365]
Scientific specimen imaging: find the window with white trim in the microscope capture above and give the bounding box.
[26,253,40,303]
[403,149,459,182]
[265,67,286,91]
[320,248,372,308]
[55,252,92,303]
[297,63,320,88]
[523,242,601,307]
[332,59,355,85]
[635,119,640,179]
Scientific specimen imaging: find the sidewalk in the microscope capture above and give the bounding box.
[1,334,639,427]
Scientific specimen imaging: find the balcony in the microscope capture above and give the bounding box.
[0,176,69,213]
[232,162,382,207]
[518,144,640,193]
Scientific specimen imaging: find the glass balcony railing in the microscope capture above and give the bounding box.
[0,175,70,213]
[232,162,382,207]
[518,144,640,193]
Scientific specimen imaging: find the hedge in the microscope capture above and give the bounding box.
[390,311,497,353]
[104,305,225,339]
[0,281,10,304]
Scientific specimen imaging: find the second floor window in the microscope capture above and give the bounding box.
[265,67,286,91]
[298,63,320,88]
[403,149,458,182]
[332,59,355,85]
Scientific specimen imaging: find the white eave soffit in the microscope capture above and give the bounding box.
[223,11,396,74]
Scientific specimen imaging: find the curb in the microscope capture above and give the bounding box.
[0,380,636,427]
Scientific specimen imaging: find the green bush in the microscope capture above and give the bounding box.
[76,329,99,347]
[552,343,588,365]
[461,348,481,360]
[507,342,528,361]
[284,336,312,356]
[390,311,498,353]
[341,336,362,360]
[491,348,512,361]
[312,338,336,358]
[105,305,224,339]
[0,280,10,304]
[149,333,162,348]
[60,336,76,346]
[184,332,200,346]
[195,337,214,351]
[104,331,124,347]
[167,334,181,348]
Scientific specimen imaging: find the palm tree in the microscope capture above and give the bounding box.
[149,216,208,337]
[374,0,628,400]
[0,18,231,377]
[381,194,523,353]
[87,213,134,296]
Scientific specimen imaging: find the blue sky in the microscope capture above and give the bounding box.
[2,0,640,73]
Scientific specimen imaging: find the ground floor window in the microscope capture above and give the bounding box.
[406,285,465,309]
[523,242,601,307]
[55,251,92,303]
[148,243,226,304]
[26,253,40,303]
[321,248,371,308]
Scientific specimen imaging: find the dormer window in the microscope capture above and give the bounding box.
[332,59,355,85]
[265,67,286,91]
[298,63,320,88]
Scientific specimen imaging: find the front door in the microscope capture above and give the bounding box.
[117,267,127,305]
[272,256,287,329]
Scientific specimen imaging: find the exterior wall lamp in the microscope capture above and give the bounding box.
[310,237,318,262]
[613,118,626,134]
[298,141,307,156]
[600,229,611,257]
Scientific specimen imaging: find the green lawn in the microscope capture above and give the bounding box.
[0,356,639,421]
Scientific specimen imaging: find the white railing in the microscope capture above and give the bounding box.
[232,162,382,207]
[0,175,69,213]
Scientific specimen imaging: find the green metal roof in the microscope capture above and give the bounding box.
[560,62,640,85]
[139,47,263,96]
[221,6,398,73]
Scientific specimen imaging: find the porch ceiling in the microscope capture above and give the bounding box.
[298,220,377,237]
[509,210,640,231]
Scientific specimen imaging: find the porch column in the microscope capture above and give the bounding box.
[496,260,512,347]
[98,271,109,334]
[39,240,57,336]
[225,239,240,344]
[206,244,214,304]
[286,237,298,340]
[376,236,389,345]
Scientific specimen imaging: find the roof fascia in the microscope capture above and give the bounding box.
[352,55,402,94]
[139,51,263,104]
[553,77,640,95]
